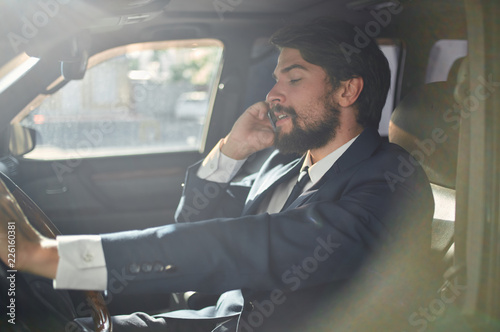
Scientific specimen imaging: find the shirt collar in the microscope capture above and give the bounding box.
[301,134,359,184]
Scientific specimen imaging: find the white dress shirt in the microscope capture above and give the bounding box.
[54,136,358,290]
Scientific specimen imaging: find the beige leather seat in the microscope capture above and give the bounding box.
[389,57,467,272]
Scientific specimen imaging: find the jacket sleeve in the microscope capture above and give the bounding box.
[100,146,433,296]
[174,161,255,223]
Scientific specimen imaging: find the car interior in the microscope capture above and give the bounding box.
[0,0,499,331]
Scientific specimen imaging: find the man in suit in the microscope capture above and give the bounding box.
[0,18,433,331]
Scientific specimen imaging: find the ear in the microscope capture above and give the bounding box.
[337,77,364,108]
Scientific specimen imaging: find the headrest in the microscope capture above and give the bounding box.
[447,56,466,87]
[389,82,459,188]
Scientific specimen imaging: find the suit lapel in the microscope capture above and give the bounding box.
[241,128,383,215]
[312,127,383,189]
[281,128,383,210]
[241,156,303,216]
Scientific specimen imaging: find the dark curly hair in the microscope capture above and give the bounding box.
[269,17,391,129]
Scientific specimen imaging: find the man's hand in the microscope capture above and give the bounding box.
[0,178,58,279]
[221,101,275,160]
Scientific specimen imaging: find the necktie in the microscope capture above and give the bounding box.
[281,167,310,211]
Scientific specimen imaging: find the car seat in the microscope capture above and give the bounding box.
[389,57,466,275]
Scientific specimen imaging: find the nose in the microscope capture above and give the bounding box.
[266,82,285,105]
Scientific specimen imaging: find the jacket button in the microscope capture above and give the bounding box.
[245,301,255,311]
[128,263,140,274]
[153,262,164,272]
[165,264,176,272]
[141,263,153,273]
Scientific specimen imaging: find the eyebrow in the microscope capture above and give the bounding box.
[272,64,308,80]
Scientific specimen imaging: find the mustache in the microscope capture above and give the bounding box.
[267,104,297,130]
[271,104,296,116]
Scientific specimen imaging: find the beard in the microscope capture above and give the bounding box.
[271,100,341,156]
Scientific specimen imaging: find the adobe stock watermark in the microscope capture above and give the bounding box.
[64,267,136,332]
[239,234,341,331]
[341,1,403,63]
[442,74,500,130]
[177,160,239,222]
[385,73,500,192]
[177,181,225,222]
[213,0,244,21]
[403,277,466,332]
[7,0,73,53]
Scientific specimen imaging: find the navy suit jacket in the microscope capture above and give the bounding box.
[101,127,434,331]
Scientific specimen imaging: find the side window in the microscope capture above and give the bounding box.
[378,41,401,137]
[19,39,223,159]
[425,39,468,83]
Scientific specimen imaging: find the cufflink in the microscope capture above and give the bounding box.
[82,252,94,263]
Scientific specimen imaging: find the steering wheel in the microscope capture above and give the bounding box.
[0,172,112,332]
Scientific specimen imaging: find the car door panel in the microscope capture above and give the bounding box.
[16,151,200,235]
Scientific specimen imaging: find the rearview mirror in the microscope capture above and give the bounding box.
[61,49,89,80]
[60,33,91,80]
[9,124,37,156]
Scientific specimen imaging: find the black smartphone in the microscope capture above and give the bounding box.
[267,109,277,130]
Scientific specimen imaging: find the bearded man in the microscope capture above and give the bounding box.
[0,18,433,332]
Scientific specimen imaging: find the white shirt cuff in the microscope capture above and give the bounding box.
[53,235,108,291]
[197,139,246,183]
